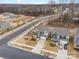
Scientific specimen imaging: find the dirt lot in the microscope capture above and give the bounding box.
[15,34,37,47]
[11,33,37,51]
[43,37,59,53]
[0,14,35,35]
[9,15,35,28]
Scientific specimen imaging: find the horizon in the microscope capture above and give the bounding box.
[0,0,79,4]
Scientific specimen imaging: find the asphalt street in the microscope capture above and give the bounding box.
[0,16,48,45]
[0,45,52,59]
[0,16,52,59]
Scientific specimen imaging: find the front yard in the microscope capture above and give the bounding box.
[43,36,59,53]
[11,32,37,51]
[16,35,37,47]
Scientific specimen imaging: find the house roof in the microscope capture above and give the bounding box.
[0,21,9,25]
[35,26,69,36]
[36,25,53,32]
[51,27,69,36]
[0,12,16,21]
[0,20,12,30]
[1,12,16,19]
[2,12,16,16]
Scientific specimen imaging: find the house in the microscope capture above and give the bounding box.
[0,21,12,31]
[72,18,79,25]
[0,12,17,21]
[63,8,72,15]
[74,28,79,49]
[32,25,53,41]
[2,12,16,18]
[51,27,69,46]
[32,29,40,41]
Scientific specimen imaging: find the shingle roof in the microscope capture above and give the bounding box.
[0,21,12,30]
[36,25,53,32]
[51,27,69,36]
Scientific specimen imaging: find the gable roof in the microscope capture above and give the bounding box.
[36,25,53,32]
[51,27,69,36]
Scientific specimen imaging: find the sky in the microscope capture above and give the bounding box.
[0,0,79,4]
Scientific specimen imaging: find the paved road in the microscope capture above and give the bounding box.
[0,16,52,59]
[0,45,51,59]
[0,16,49,45]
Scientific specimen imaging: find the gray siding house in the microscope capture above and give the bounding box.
[74,28,79,49]
[32,25,53,41]
[51,27,69,45]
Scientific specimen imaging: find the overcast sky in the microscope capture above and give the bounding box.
[0,0,79,4]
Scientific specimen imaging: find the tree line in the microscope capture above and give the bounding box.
[0,7,55,16]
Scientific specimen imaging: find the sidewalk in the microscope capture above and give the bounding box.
[32,39,46,54]
[55,49,67,59]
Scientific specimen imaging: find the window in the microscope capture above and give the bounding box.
[76,37,79,43]
[60,35,62,38]
[63,36,66,39]
[52,34,57,38]
[76,45,79,47]
[33,31,37,35]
